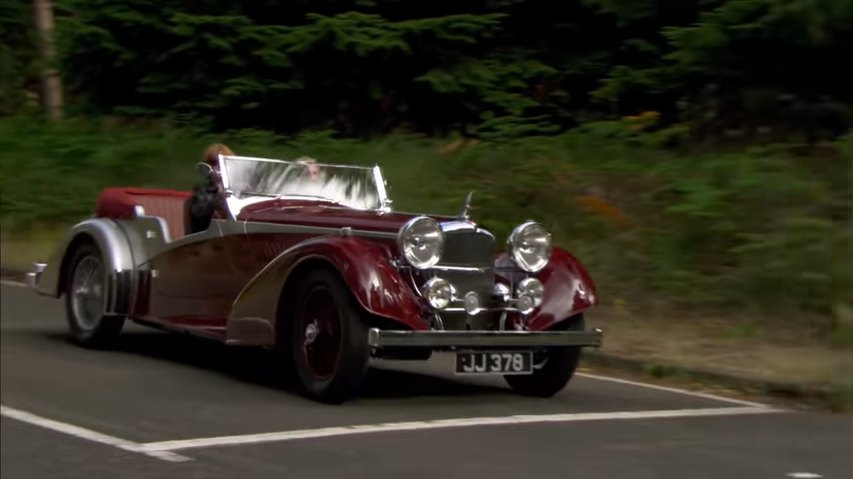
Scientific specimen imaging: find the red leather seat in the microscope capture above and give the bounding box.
[95,187,191,241]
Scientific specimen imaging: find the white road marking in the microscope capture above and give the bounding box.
[138,406,780,452]
[0,405,191,462]
[0,279,27,288]
[786,473,822,478]
[577,372,770,408]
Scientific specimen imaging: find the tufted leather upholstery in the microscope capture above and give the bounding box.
[95,187,191,242]
[130,194,188,240]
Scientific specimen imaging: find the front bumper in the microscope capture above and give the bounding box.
[368,327,603,348]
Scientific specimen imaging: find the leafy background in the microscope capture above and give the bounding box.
[0,0,851,342]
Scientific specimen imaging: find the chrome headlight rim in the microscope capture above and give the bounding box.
[507,221,552,273]
[397,215,444,269]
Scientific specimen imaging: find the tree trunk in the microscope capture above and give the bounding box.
[32,0,64,120]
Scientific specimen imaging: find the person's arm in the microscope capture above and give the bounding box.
[212,182,230,219]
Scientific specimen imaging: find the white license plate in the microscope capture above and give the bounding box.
[454,351,533,375]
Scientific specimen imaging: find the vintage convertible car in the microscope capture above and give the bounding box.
[28,154,603,403]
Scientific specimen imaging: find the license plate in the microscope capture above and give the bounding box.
[454,351,533,375]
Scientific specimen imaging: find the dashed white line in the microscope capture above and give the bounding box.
[0,405,190,462]
[577,372,770,408]
[786,473,823,478]
[138,406,780,452]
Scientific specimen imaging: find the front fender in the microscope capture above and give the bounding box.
[227,236,424,346]
[496,247,598,331]
[35,218,137,316]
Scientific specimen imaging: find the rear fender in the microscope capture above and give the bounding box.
[496,247,598,331]
[227,236,425,346]
[35,218,137,316]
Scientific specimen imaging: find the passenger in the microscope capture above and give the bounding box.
[296,157,324,182]
[184,143,233,234]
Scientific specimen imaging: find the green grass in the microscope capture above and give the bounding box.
[1,114,850,341]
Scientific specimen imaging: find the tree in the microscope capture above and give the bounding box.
[33,0,64,119]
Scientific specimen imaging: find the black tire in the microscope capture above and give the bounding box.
[289,268,370,404]
[64,242,125,348]
[504,315,584,397]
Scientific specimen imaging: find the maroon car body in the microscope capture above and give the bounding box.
[29,154,603,403]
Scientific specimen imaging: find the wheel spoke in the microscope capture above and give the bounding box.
[300,287,341,380]
[71,255,104,331]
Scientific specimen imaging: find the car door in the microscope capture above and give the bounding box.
[143,221,244,339]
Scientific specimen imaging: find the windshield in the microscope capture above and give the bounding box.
[219,155,384,212]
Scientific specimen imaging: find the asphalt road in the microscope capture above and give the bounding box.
[1,282,851,478]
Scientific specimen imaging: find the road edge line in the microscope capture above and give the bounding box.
[576,372,770,408]
[0,405,191,462]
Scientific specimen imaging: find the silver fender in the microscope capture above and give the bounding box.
[34,218,138,316]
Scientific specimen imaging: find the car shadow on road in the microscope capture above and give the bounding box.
[37,330,510,400]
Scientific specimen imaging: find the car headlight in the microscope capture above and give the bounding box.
[516,277,544,314]
[423,277,454,310]
[398,216,444,269]
[507,222,551,272]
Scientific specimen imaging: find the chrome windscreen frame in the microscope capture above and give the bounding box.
[216,154,391,217]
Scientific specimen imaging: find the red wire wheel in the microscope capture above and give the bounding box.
[290,267,370,403]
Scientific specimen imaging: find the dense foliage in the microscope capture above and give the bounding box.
[4,0,852,139]
[0,0,36,116]
[1,1,850,334]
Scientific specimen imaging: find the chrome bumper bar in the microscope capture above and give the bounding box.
[368,327,603,348]
[26,262,46,289]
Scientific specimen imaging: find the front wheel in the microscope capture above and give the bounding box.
[290,268,370,404]
[504,316,584,397]
[64,242,125,348]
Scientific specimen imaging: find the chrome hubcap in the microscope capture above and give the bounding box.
[304,320,319,346]
[71,256,104,330]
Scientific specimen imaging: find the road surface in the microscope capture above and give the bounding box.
[1,282,850,478]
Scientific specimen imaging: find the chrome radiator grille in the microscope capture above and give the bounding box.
[440,228,495,267]
[435,227,498,330]
[438,227,496,301]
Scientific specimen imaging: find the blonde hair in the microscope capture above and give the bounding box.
[294,156,317,165]
[203,143,234,167]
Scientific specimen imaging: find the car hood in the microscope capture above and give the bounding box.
[237,199,455,234]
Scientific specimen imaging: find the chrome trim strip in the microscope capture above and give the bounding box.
[243,221,397,240]
[440,220,477,233]
[222,154,376,171]
[368,328,604,348]
[373,164,390,212]
[439,306,521,314]
[429,265,491,273]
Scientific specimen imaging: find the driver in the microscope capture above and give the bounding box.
[184,143,233,234]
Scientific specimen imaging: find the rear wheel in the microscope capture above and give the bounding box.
[64,243,125,348]
[504,315,584,397]
[290,268,370,404]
